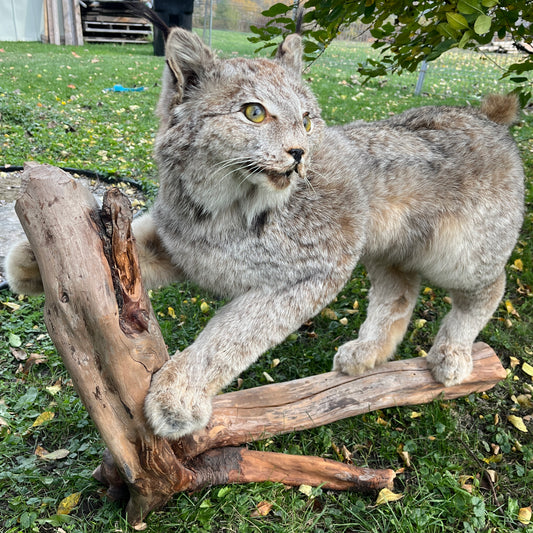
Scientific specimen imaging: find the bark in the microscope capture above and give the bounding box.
[14,163,507,526]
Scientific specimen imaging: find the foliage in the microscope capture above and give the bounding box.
[250,0,533,104]
[0,32,532,532]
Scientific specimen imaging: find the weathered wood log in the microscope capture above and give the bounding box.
[178,342,505,458]
[14,163,507,526]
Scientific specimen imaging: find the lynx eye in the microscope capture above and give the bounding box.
[303,113,312,133]
[244,103,266,123]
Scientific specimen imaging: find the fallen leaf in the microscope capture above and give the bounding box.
[46,384,62,396]
[10,347,27,361]
[8,332,22,347]
[509,356,520,369]
[410,411,422,419]
[271,358,280,368]
[321,307,338,320]
[57,492,81,515]
[522,362,533,377]
[505,300,520,318]
[298,484,313,497]
[376,488,403,505]
[0,416,9,427]
[515,394,533,408]
[200,301,210,313]
[518,506,532,525]
[167,306,176,318]
[508,415,528,433]
[71,51,81,58]
[512,258,523,271]
[40,448,70,461]
[35,445,49,457]
[251,501,273,517]
[23,353,47,374]
[2,301,21,311]
[32,411,55,428]
[262,371,274,383]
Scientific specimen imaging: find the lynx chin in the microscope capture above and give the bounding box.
[5,28,524,440]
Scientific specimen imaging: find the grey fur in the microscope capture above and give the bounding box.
[5,29,524,440]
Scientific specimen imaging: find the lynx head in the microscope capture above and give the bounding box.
[154,28,324,219]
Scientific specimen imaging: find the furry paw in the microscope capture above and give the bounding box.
[144,357,212,439]
[333,340,379,375]
[426,344,473,386]
[5,240,43,295]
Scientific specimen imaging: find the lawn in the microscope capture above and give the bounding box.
[0,30,532,533]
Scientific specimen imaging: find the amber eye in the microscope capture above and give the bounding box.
[244,103,266,123]
[303,113,312,133]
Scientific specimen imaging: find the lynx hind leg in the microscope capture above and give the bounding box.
[333,264,420,375]
[427,272,506,386]
[132,213,183,289]
[4,240,43,295]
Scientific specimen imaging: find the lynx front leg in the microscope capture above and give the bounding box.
[334,264,420,375]
[427,272,506,386]
[145,281,340,439]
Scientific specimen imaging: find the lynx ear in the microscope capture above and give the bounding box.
[165,28,216,104]
[275,34,303,77]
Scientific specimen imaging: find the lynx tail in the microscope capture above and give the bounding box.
[480,94,520,126]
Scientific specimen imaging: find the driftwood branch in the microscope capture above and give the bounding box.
[14,163,507,526]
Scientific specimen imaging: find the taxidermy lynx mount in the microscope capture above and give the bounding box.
[6,26,524,440]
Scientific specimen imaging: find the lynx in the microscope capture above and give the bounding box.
[5,27,524,440]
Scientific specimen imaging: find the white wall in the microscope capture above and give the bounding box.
[0,0,44,41]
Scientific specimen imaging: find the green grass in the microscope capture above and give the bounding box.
[1,30,532,532]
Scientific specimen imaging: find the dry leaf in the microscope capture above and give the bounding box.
[200,301,210,313]
[376,488,403,505]
[10,347,27,361]
[508,415,528,433]
[23,353,47,374]
[167,307,176,318]
[271,358,280,368]
[505,300,520,318]
[410,411,422,419]
[509,356,520,369]
[518,506,532,525]
[46,384,62,396]
[251,501,273,517]
[515,394,533,408]
[32,411,55,428]
[34,445,49,457]
[262,371,274,383]
[2,301,21,311]
[40,448,70,461]
[57,492,81,515]
[512,258,524,272]
[321,307,338,320]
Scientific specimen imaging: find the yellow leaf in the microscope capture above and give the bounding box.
[522,362,533,377]
[46,384,62,396]
[509,356,520,369]
[32,411,55,427]
[298,484,313,497]
[376,415,388,426]
[410,411,422,419]
[200,301,210,313]
[262,371,274,383]
[321,307,338,320]
[512,258,523,272]
[505,300,520,318]
[2,301,21,311]
[376,488,404,505]
[508,415,528,433]
[167,306,176,319]
[518,506,532,525]
[57,492,81,515]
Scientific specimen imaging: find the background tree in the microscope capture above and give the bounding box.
[250,0,532,104]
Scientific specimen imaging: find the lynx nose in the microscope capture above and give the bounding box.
[288,148,305,164]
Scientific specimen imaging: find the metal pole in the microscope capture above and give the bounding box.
[208,0,213,47]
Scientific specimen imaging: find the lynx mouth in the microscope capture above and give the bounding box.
[249,166,296,190]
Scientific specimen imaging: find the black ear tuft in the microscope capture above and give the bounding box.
[124,1,170,40]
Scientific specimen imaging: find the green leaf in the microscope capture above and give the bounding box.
[474,14,492,35]
[261,3,292,17]
[8,332,22,347]
[446,12,470,30]
[481,0,498,7]
[457,0,482,15]
[458,29,474,48]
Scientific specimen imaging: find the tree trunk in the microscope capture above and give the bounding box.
[14,163,507,527]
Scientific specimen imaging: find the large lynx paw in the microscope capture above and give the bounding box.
[5,240,43,295]
[426,343,473,387]
[144,356,212,439]
[333,340,379,375]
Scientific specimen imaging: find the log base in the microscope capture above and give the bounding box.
[14,164,508,527]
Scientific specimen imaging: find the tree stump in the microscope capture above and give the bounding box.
[14,163,508,527]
